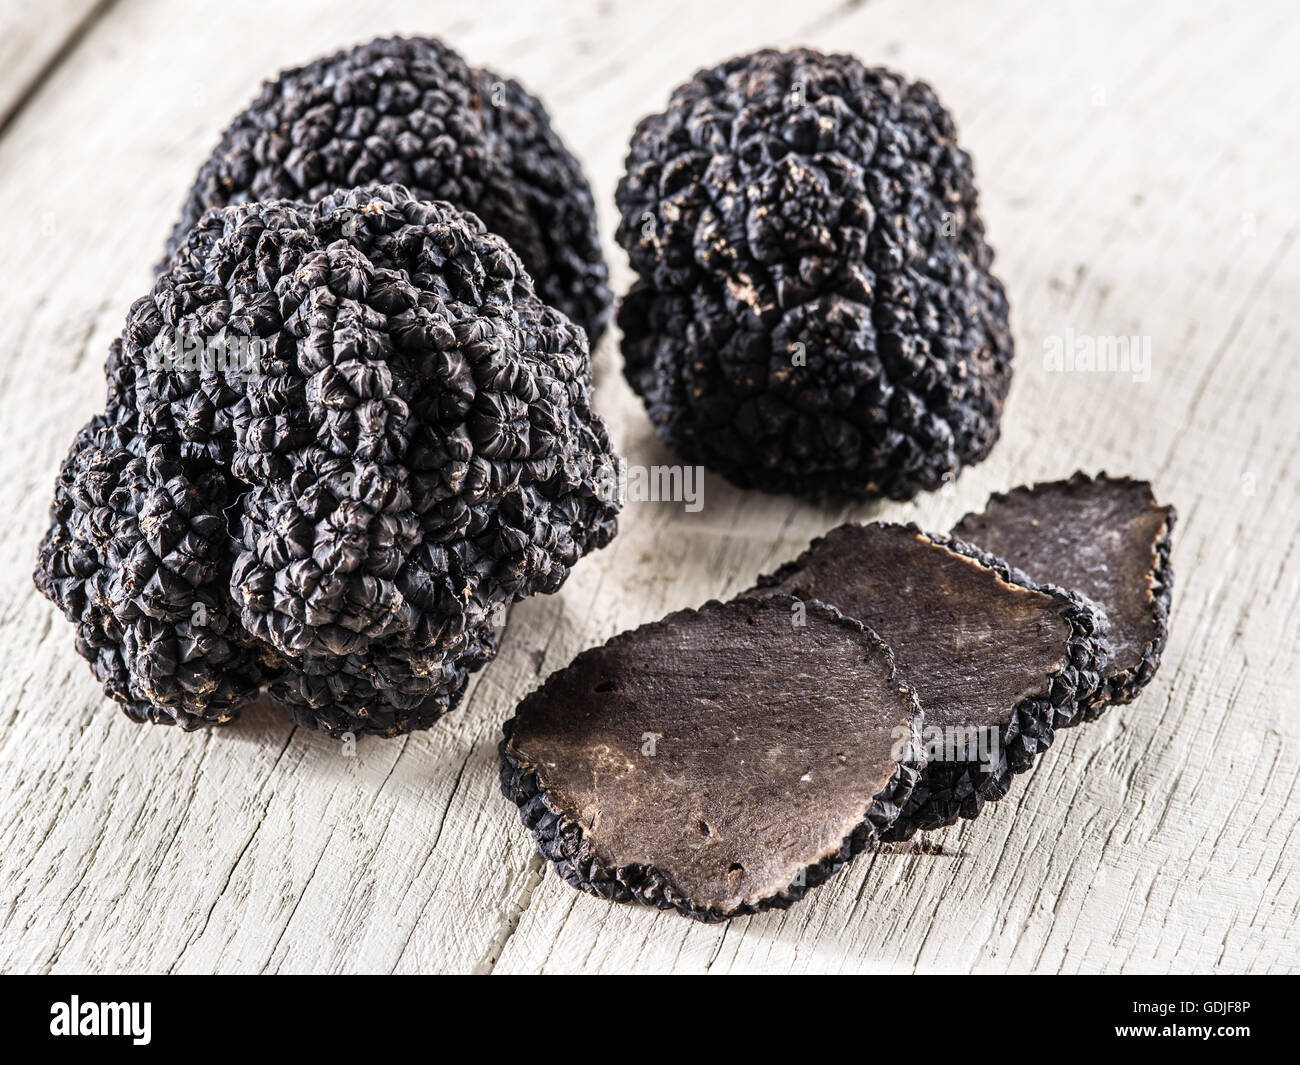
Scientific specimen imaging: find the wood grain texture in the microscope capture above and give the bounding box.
[0,0,1296,974]
[0,0,111,134]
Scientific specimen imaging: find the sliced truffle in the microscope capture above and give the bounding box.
[500,595,923,921]
[164,36,611,343]
[746,524,1110,838]
[614,48,1013,500]
[952,472,1175,713]
[35,184,619,736]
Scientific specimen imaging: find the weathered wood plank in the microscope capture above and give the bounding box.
[0,0,111,135]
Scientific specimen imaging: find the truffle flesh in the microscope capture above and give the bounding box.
[746,523,1111,838]
[952,472,1175,713]
[500,595,924,921]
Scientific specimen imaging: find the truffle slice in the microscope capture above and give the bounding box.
[500,596,923,921]
[952,473,1175,713]
[747,524,1111,839]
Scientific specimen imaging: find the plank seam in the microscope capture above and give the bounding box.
[0,0,120,142]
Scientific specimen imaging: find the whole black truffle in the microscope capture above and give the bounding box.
[164,36,611,344]
[36,184,620,736]
[615,49,1012,500]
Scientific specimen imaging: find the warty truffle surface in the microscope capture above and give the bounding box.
[36,184,620,736]
[615,48,1013,500]
[165,35,611,344]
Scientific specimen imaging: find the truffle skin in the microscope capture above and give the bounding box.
[614,48,1012,500]
[164,36,611,344]
[746,524,1111,839]
[35,184,619,736]
[500,596,924,921]
[952,472,1176,714]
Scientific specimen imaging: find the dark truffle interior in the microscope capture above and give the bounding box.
[504,596,918,916]
[952,475,1173,688]
[750,524,1071,730]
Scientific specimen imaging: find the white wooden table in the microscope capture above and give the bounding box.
[1,0,1296,974]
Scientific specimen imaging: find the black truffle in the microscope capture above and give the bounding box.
[614,48,1012,500]
[35,184,619,736]
[952,472,1175,714]
[164,36,611,344]
[746,523,1110,839]
[500,595,924,921]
